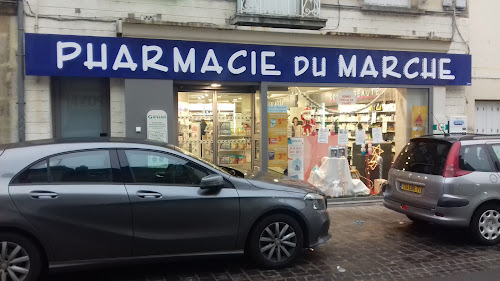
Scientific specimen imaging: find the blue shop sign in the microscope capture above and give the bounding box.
[25,33,472,86]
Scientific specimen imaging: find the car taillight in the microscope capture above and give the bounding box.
[442,141,472,178]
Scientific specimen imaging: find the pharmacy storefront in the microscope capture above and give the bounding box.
[25,33,471,197]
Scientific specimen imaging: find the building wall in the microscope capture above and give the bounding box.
[465,0,500,132]
[21,0,470,140]
[0,12,18,144]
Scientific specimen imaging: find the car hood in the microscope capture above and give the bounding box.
[245,172,320,194]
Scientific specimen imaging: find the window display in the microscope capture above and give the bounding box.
[268,86,429,198]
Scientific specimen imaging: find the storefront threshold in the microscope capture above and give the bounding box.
[327,196,383,206]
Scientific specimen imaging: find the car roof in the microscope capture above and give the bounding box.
[414,134,500,143]
[0,137,175,150]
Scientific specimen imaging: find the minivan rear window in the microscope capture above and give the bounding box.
[393,139,452,175]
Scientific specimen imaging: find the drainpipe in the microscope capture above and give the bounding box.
[17,0,25,142]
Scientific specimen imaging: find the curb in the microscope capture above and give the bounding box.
[327,196,383,206]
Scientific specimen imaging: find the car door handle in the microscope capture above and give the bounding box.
[136,191,162,199]
[30,191,58,199]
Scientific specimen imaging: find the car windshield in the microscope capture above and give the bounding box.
[393,139,452,175]
[172,145,231,176]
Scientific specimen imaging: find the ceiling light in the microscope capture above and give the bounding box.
[205,94,209,97]
[238,97,242,100]
[211,83,221,88]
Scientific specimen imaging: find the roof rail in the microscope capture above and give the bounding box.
[459,134,500,140]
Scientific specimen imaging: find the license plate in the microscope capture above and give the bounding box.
[400,183,422,194]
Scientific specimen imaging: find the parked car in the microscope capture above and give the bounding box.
[0,138,330,281]
[383,134,500,245]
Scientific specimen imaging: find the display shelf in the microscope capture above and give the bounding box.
[218,135,251,137]
[220,163,247,167]
[336,120,371,123]
[374,111,396,113]
[219,149,249,152]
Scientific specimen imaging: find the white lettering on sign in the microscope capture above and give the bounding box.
[313,57,326,77]
[113,45,137,71]
[382,56,401,78]
[360,56,379,78]
[295,56,309,76]
[52,41,459,83]
[201,49,223,74]
[404,57,420,79]
[439,58,456,80]
[173,47,196,73]
[228,50,247,75]
[84,43,107,70]
[142,45,168,72]
[421,58,436,79]
[338,55,357,78]
[57,41,82,69]
[251,51,257,75]
[261,51,281,76]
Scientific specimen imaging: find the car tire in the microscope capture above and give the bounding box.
[248,214,304,269]
[469,204,500,245]
[0,233,44,281]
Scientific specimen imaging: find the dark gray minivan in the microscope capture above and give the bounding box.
[384,134,500,245]
[0,138,330,281]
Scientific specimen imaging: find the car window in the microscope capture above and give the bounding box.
[13,150,113,184]
[459,145,494,172]
[49,150,112,183]
[491,145,500,162]
[13,160,49,184]
[173,145,231,176]
[124,150,209,185]
[392,139,452,175]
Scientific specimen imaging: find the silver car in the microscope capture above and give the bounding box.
[0,138,330,281]
[384,134,500,245]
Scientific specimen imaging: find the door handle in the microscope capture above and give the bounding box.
[30,191,58,199]
[136,191,162,199]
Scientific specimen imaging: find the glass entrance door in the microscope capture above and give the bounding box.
[215,93,253,171]
[178,92,215,163]
[178,91,256,172]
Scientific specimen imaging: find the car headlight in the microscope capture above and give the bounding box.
[304,193,327,210]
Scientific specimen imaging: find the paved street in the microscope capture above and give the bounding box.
[44,203,500,281]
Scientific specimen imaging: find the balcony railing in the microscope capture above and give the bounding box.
[237,0,321,18]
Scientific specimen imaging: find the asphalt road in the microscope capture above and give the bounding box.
[44,203,500,281]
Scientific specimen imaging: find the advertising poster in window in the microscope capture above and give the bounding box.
[268,105,288,167]
[147,110,168,142]
[411,106,428,138]
[288,138,304,180]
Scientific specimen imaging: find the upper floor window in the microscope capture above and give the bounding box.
[238,0,320,18]
[364,0,410,8]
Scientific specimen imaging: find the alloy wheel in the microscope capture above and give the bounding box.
[259,222,297,263]
[0,241,30,281]
[478,210,500,241]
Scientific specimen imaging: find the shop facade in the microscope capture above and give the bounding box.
[23,31,471,196]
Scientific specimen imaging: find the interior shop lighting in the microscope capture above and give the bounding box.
[211,83,221,88]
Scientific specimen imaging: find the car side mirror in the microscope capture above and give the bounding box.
[200,174,224,189]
